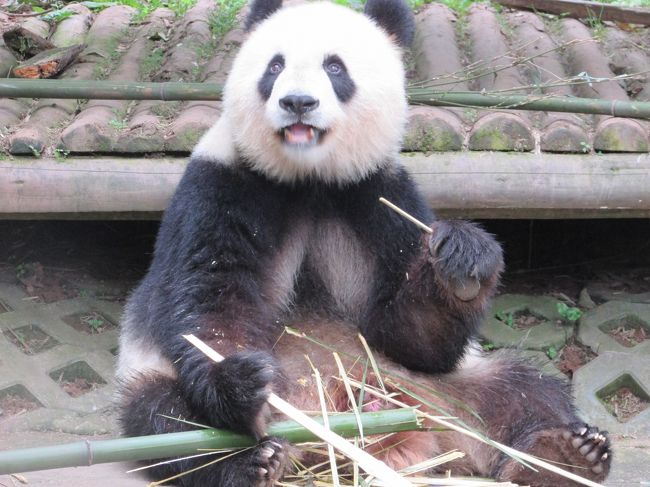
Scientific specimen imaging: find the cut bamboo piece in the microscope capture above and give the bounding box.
[3,25,54,59]
[13,44,85,79]
[183,334,415,487]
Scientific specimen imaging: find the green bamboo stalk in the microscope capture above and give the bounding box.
[1,79,650,119]
[408,89,650,119]
[0,409,419,475]
[0,79,222,101]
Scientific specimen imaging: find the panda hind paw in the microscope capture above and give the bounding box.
[563,422,612,476]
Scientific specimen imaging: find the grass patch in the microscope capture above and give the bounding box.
[210,0,247,42]
[110,0,200,22]
[141,47,164,79]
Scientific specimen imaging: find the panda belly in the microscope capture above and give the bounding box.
[273,318,505,475]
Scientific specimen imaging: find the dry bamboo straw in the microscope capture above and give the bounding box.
[182,334,413,487]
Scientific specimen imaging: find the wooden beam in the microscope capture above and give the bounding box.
[493,0,650,25]
[1,153,650,219]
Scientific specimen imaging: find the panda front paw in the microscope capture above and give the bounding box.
[428,220,503,301]
[194,351,282,438]
[252,437,290,486]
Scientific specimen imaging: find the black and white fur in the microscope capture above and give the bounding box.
[117,1,611,485]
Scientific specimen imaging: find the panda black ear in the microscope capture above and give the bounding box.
[244,0,283,31]
[364,0,415,47]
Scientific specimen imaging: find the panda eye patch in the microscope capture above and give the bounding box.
[258,53,285,101]
[323,55,355,103]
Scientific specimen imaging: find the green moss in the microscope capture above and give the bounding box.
[405,126,460,152]
[176,129,203,150]
[470,127,509,151]
[596,131,624,151]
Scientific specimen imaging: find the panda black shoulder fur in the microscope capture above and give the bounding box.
[117,1,612,485]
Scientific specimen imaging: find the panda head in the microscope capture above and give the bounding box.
[194,0,415,185]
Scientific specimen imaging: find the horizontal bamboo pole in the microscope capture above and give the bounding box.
[1,79,649,118]
[407,89,650,119]
[0,409,419,475]
[3,153,650,220]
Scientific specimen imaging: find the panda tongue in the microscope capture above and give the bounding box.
[285,123,314,144]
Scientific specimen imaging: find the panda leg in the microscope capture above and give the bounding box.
[430,354,612,484]
[119,373,290,487]
[495,423,611,486]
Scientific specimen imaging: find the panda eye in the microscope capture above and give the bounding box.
[326,62,342,75]
[269,62,284,74]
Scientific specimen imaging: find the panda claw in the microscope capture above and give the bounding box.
[258,467,268,477]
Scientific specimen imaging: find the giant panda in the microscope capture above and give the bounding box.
[116,0,612,485]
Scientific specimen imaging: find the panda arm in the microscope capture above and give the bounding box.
[345,166,503,373]
[131,157,289,435]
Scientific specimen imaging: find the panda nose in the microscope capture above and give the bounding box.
[279,95,319,115]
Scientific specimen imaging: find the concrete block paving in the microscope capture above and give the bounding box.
[480,294,572,351]
[0,278,648,485]
[0,285,120,420]
[579,301,650,354]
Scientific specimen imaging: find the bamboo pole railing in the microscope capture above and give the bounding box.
[1,79,649,119]
[0,409,420,475]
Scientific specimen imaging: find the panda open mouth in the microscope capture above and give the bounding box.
[280,123,325,147]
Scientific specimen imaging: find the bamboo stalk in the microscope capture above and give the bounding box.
[408,89,650,119]
[0,409,419,475]
[1,79,650,119]
[183,334,415,487]
[379,197,433,234]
